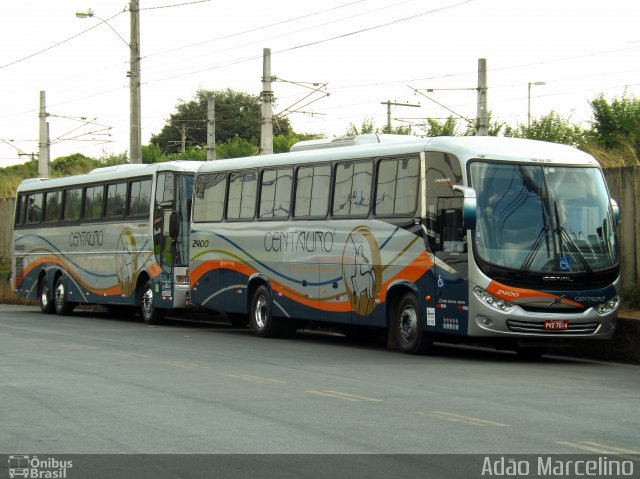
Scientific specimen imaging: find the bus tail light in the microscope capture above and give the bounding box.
[175,271,190,285]
[473,286,515,313]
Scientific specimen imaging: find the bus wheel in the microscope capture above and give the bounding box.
[140,280,164,325]
[38,276,55,315]
[395,293,430,355]
[250,285,281,338]
[54,275,75,316]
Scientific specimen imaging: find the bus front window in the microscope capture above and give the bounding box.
[469,162,618,275]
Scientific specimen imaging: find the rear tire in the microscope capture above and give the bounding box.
[250,285,281,338]
[140,280,165,325]
[38,275,55,315]
[54,275,75,316]
[395,292,431,355]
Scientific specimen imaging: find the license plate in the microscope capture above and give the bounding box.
[544,320,569,330]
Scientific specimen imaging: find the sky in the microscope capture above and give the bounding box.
[1,0,639,167]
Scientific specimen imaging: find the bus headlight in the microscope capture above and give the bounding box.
[594,296,619,315]
[473,287,516,313]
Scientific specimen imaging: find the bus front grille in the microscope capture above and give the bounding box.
[506,319,600,334]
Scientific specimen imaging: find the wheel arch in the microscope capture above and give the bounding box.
[384,280,421,328]
[245,273,271,314]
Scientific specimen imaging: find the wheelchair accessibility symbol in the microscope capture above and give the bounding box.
[559,256,571,271]
[437,274,445,288]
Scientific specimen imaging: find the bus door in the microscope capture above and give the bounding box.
[432,197,469,335]
[153,172,176,309]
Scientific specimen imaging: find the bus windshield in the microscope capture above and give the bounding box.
[469,162,618,274]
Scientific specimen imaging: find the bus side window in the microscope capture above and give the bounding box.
[193,173,226,222]
[26,193,43,224]
[63,188,82,222]
[15,194,26,225]
[43,190,62,223]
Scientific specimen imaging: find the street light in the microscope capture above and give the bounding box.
[527,81,546,130]
[76,2,141,164]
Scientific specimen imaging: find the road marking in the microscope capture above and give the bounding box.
[111,352,149,359]
[420,410,509,427]
[305,390,382,402]
[59,343,97,350]
[224,374,286,384]
[159,360,204,370]
[556,441,640,457]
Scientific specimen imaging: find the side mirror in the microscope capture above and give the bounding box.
[453,185,477,230]
[610,198,620,226]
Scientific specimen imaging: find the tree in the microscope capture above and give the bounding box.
[589,93,640,152]
[504,111,585,146]
[150,88,293,154]
[346,118,412,136]
[420,116,459,137]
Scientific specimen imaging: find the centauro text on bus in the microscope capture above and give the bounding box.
[12,161,201,323]
[189,135,620,357]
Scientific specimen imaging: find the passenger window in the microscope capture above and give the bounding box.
[106,182,127,218]
[333,161,372,217]
[375,157,419,216]
[193,173,226,222]
[259,168,292,219]
[15,194,26,225]
[227,171,257,220]
[44,190,62,223]
[63,188,82,221]
[129,179,152,217]
[294,165,330,218]
[25,193,43,224]
[83,185,104,220]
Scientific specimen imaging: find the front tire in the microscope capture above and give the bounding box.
[250,285,281,338]
[140,280,164,325]
[54,275,75,316]
[395,293,431,355]
[38,275,55,315]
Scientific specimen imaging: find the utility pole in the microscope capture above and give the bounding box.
[38,91,50,178]
[476,58,488,136]
[207,96,216,160]
[260,48,273,155]
[129,0,142,163]
[380,101,420,132]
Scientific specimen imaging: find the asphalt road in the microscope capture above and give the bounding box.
[1,305,639,461]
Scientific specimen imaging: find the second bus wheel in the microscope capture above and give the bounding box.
[395,292,432,355]
[54,275,75,316]
[38,275,55,315]
[140,280,165,325]
[250,285,281,338]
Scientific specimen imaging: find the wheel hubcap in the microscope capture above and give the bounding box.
[399,305,417,342]
[41,285,49,307]
[254,295,268,328]
[142,289,153,318]
[55,283,65,309]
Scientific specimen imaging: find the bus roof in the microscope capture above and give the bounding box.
[196,135,599,175]
[16,160,203,193]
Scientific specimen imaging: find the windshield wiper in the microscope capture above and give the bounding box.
[520,226,551,272]
[554,202,593,275]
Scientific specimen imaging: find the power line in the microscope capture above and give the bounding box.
[0,10,126,70]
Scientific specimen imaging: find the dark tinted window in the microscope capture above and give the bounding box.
[44,190,62,223]
[129,179,152,217]
[106,182,127,218]
[193,173,226,222]
[227,171,257,220]
[25,192,43,224]
[83,185,104,220]
[63,188,82,221]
